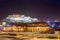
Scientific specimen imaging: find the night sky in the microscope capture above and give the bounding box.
[0,0,60,21]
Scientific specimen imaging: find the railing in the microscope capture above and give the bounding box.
[0,32,59,38]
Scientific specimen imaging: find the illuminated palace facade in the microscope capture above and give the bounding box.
[0,14,51,33]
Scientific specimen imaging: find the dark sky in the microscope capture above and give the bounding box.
[0,0,60,21]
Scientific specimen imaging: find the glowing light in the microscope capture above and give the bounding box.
[2,22,6,25]
[0,25,3,29]
[58,25,60,27]
[5,14,39,23]
[54,20,58,22]
[46,21,50,23]
[6,24,11,27]
[51,24,55,28]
